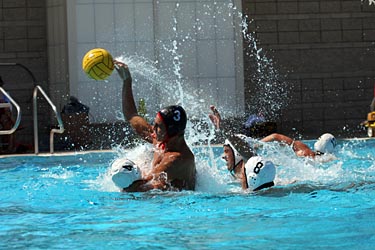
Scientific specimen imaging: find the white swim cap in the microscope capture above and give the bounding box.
[314,133,337,154]
[245,156,276,191]
[111,158,141,189]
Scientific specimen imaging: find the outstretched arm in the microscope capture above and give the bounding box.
[262,133,315,157]
[261,133,294,145]
[114,60,153,143]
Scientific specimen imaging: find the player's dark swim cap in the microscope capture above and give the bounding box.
[224,134,256,171]
[157,105,187,137]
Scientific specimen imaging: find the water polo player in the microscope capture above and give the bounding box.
[223,134,276,191]
[209,105,336,159]
[113,60,196,192]
[261,132,337,158]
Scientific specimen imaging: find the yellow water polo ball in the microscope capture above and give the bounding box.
[82,48,114,80]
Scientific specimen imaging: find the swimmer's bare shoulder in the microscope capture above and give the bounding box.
[293,141,315,157]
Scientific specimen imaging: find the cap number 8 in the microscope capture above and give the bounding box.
[254,162,263,174]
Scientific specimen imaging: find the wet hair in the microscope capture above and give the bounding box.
[69,96,80,104]
[226,134,255,161]
[157,105,187,137]
[224,134,256,175]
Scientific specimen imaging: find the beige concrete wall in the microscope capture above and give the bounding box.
[242,0,375,138]
[66,0,245,123]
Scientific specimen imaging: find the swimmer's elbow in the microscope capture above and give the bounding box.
[261,133,277,142]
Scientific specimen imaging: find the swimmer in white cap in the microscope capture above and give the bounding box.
[114,61,196,192]
[111,158,142,190]
[261,132,336,158]
[223,134,276,191]
[210,106,275,191]
[209,105,337,159]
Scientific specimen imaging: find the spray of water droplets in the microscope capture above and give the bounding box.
[239,12,292,119]
[361,0,375,6]
[100,1,296,192]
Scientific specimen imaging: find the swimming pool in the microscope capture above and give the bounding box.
[1,139,374,249]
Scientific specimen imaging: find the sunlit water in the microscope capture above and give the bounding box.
[1,139,375,249]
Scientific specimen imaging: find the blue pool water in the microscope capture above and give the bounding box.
[1,139,375,249]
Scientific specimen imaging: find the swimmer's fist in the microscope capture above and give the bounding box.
[114,60,131,81]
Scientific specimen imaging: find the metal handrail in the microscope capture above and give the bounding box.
[33,85,64,154]
[0,87,21,135]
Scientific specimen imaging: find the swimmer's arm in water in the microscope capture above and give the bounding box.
[261,133,294,146]
[123,155,182,192]
[114,60,153,143]
[262,133,315,157]
[123,172,171,192]
[123,179,149,192]
[123,177,168,192]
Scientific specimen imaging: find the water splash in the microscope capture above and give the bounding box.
[112,1,290,139]
[255,138,375,191]
[106,1,295,191]
[95,138,375,193]
[238,13,291,119]
[91,143,154,192]
[115,53,214,148]
[362,0,375,6]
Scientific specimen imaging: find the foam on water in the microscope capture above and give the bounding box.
[90,143,236,193]
[41,168,76,180]
[255,139,375,191]
[88,137,375,195]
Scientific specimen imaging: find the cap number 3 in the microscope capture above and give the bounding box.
[173,110,181,121]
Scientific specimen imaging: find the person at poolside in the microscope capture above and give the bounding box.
[113,60,196,192]
[209,106,275,191]
[209,105,337,158]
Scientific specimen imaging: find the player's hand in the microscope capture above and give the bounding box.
[209,105,221,130]
[114,60,132,81]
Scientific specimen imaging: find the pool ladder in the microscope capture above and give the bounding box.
[33,85,64,154]
[0,87,22,136]
[0,63,64,154]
